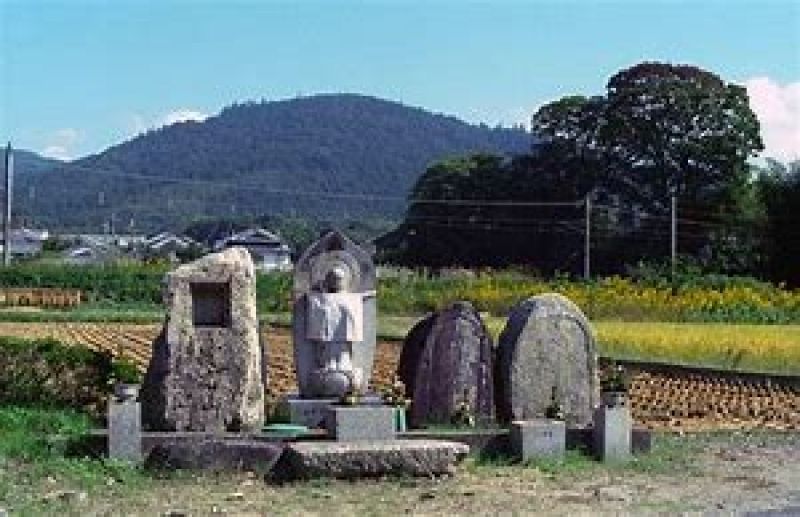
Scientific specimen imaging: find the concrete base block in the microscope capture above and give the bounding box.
[281,394,383,429]
[281,396,339,428]
[325,406,396,441]
[108,401,142,463]
[593,405,632,462]
[510,419,565,460]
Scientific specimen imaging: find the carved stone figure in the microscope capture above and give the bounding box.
[293,231,376,399]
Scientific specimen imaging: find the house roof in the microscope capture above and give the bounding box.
[214,228,290,251]
[144,232,197,250]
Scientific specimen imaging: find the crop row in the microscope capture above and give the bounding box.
[0,322,797,431]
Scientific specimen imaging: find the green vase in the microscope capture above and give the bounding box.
[395,407,407,432]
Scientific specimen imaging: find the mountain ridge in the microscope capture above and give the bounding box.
[12,94,532,231]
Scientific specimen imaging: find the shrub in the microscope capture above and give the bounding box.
[0,336,141,417]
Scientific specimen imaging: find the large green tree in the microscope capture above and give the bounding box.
[384,63,767,274]
[758,160,800,285]
[533,62,763,213]
[384,153,588,269]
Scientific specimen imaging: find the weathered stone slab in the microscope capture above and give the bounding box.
[496,293,597,426]
[145,438,284,472]
[402,302,494,427]
[325,406,396,441]
[510,419,566,460]
[271,439,469,480]
[141,247,265,432]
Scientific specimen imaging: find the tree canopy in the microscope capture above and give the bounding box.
[385,62,769,276]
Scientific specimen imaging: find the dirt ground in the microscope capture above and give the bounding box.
[4,431,800,516]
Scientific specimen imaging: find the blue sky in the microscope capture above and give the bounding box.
[1,0,799,161]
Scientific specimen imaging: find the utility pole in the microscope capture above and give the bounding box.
[3,143,13,266]
[584,194,591,280]
[670,195,677,280]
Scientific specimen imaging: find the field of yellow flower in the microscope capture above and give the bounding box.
[378,271,800,324]
[594,322,800,375]
[378,315,800,375]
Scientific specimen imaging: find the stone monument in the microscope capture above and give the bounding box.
[141,247,265,432]
[495,293,597,426]
[108,384,142,463]
[285,230,378,428]
[399,301,494,427]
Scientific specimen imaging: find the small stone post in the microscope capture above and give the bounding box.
[592,401,632,462]
[108,384,142,463]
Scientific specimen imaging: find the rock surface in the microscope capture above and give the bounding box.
[402,302,494,427]
[396,313,436,399]
[272,439,469,480]
[144,438,283,472]
[141,247,265,431]
[496,293,597,425]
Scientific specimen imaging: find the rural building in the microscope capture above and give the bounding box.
[214,228,292,271]
[63,243,123,265]
[142,232,202,260]
[0,228,49,258]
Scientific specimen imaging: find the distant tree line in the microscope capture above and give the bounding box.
[381,62,800,286]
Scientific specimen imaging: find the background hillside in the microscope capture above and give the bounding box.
[9,150,63,175]
[11,94,531,232]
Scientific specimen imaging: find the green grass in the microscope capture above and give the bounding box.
[0,302,164,323]
[469,432,698,479]
[0,407,152,514]
[2,263,799,323]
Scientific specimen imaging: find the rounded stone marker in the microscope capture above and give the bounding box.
[495,293,597,426]
[400,301,494,427]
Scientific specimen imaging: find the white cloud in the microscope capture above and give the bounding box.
[744,77,800,162]
[41,128,81,161]
[127,108,209,138]
[160,109,208,127]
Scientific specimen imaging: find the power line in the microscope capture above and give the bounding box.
[37,162,586,207]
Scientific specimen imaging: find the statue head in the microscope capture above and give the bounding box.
[323,266,350,293]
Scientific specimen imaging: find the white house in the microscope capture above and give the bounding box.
[0,228,49,258]
[63,244,122,265]
[214,228,292,271]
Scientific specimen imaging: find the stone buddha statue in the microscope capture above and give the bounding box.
[306,266,367,397]
[292,230,377,400]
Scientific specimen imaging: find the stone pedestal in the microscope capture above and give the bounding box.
[325,406,396,441]
[510,419,565,461]
[108,399,142,463]
[281,394,384,429]
[593,405,632,462]
[282,396,340,428]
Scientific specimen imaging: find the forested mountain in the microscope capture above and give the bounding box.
[8,149,63,175]
[14,94,531,232]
